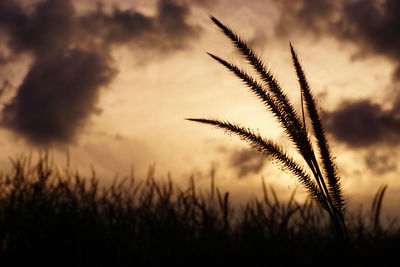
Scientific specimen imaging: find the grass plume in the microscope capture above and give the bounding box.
[290,43,344,215]
[186,118,327,210]
[187,16,348,240]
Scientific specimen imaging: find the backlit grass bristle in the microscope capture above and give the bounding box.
[188,16,348,241]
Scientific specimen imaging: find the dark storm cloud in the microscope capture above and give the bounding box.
[229,148,266,178]
[0,0,202,146]
[275,0,400,148]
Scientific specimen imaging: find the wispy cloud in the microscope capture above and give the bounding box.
[364,149,397,175]
[229,148,266,178]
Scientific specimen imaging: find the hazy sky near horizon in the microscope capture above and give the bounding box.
[1,0,400,214]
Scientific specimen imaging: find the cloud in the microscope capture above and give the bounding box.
[81,0,202,52]
[191,0,216,8]
[364,149,397,175]
[80,7,155,46]
[0,0,202,146]
[275,0,400,148]
[275,0,400,67]
[2,49,115,145]
[229,148,266,178]
[0,80,11,98]
[276,0,400,83]
[323,100,400,148]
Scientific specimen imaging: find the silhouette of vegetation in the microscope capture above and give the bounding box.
[0,155,399,266]
[187,16,348,240]
[0,16,398,267]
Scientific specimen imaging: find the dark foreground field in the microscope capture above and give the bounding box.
[0,156,399,266]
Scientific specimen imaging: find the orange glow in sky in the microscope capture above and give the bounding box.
[1,0,400,216]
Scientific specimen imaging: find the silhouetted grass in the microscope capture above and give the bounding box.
[187,16,348,240]
[0,155,399,266]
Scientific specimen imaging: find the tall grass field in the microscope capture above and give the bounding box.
[0,155,398,266]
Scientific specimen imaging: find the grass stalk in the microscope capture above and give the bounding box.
[187,16,348,241]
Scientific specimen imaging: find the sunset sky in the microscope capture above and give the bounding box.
[1,0,400,215]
